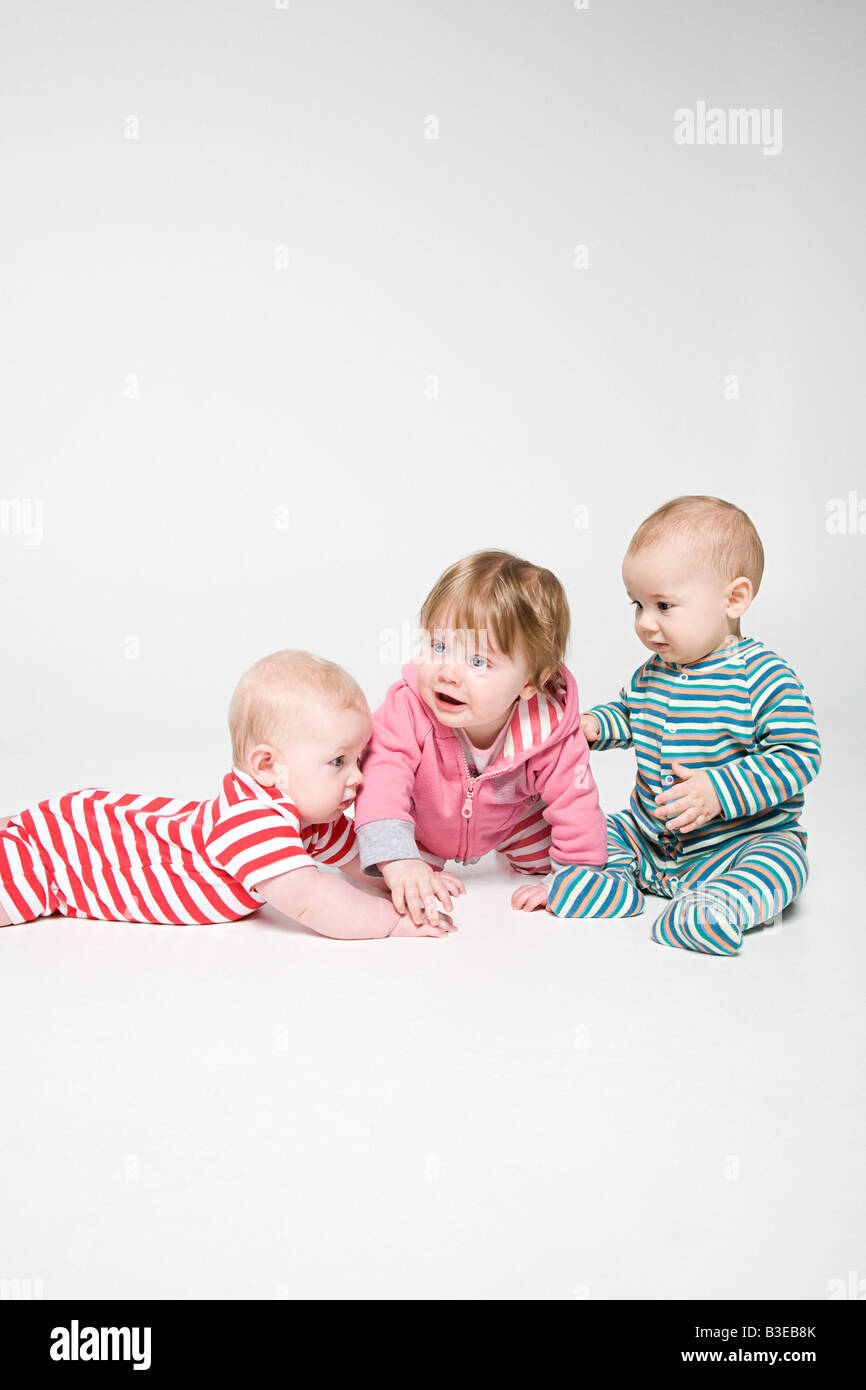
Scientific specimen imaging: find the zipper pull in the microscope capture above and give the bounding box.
[461,778,476,818]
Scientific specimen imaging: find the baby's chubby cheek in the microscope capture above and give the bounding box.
[416,669,437,705]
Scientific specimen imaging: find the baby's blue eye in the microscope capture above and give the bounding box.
[432,639,446,654]
[469,655,487,669]
[330,756,344,768]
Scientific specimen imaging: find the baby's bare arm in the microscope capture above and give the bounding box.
[337,855,392,895]
[255,867,453,939]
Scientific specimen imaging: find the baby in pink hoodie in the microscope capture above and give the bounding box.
[353,550,608,927]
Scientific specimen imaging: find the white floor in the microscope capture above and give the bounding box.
[0,746,863,1301]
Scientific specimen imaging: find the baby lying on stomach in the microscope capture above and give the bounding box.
[0,650,454,940]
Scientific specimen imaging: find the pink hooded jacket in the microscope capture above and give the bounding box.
[353,661,608,872]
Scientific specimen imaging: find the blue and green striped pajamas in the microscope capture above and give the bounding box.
[549,638,821,955]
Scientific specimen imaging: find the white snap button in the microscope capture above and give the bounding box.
[669,877,679,890]
[663,775,674,785]
[679,674,688,682]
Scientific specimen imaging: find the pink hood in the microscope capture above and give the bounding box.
[353,661,607,867]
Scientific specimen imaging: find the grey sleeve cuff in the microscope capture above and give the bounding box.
[355,819,421,875]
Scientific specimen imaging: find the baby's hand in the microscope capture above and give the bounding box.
[511,881,551,913]
[581,713,601,744]
[388,911,457,938]
[652,762,722,832]
[379,859,466,927]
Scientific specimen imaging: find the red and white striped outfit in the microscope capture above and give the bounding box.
[0,767,357,926]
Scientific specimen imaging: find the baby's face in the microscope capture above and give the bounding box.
[622,543,740,666]
[416,618,539,746]
[269,702,371,823]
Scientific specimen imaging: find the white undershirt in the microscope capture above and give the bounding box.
[460,736,496,773]
[457,719,510,773]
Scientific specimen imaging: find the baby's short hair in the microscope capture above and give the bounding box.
[419,550,570,688]
[228,650,369,767]
[626,495,765,594]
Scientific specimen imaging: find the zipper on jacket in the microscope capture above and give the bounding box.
[456,744,500,860]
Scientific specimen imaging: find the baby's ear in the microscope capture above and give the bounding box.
[726,575,753,615]
[529,665,555,695]
[248,744,279,786]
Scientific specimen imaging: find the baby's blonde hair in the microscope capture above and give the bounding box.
[228,650,369,767]
[419,550,570,688]
[626,495,764,594]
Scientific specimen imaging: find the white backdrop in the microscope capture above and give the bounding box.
[1,0,864,1303]
[2,0,863,807]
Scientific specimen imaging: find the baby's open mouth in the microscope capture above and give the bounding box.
[435,691,465,707]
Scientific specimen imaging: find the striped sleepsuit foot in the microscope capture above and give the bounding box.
[548,813,809,955]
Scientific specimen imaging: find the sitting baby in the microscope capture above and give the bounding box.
[548,495,822,955]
